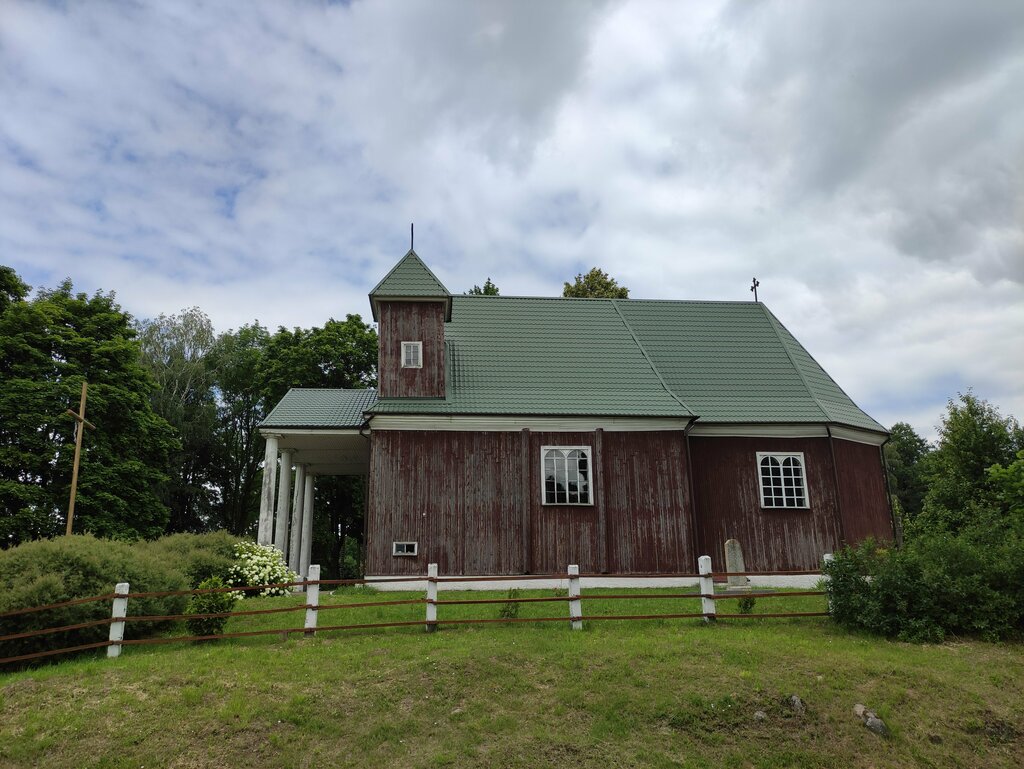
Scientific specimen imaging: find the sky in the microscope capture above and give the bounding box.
[2,0,1022,440]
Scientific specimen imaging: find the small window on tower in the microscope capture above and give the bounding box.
[401,341,422,368]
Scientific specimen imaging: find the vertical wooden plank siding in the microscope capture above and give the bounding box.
[600,431,694,573]
[377,301,446,398]
[595,428,608,573]
[529,431,601,574]
[520,428,532,573]
[688,437,842,572]
[365,431,523,575]
[832,438,895,544]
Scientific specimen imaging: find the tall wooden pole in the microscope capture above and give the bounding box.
[66,381,91,536]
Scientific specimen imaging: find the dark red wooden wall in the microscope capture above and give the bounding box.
[366,430,891,576]
[377,300,446,399]
[833,439,894,544]
[366,429,695,576]
[688,436,843,572]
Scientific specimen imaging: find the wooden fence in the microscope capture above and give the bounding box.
[1,556,832,667]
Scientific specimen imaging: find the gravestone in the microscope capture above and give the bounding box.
[724,538,751,589]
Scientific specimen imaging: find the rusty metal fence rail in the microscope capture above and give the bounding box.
[1,555,832,666]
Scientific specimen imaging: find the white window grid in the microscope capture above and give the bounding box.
[756,452,810,508]
[392,541,418,556]
[541,446,593,505]
[401,341,422,369]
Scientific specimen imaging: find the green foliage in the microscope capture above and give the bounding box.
[0,534,188,662]
[467,278,500,295]
[0,274,176,545]
[825,535,1024,642]
[227,540,296,597]
[737,595,757,614]
[137,531,241,588]
[0,264,30,315]
[136,308,219,533]
[884,421,931,522]
[498,588,521,620]
[562,267,629,298]
[185,576,238,637]
[915,392,1023,535]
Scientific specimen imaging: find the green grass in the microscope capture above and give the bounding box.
[2,587,1022,768]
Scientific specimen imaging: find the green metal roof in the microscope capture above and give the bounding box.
[369,250,450,299]
[366,295,885,432]
[261,388,377,429]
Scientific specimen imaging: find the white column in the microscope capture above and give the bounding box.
[699,555,716,622]
[107,582,129,658]
[299,473,315,580]
[288,464,306,574]
[273,449,294,555]
[257,434,279,545]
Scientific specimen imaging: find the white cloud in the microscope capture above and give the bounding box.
[2,0,1022,440]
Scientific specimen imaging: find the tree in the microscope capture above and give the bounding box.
[0,265,29,315]
[562,267,629,298]
[0,275,176,546]
[206,323,271,536]
[917,392,1023,534]
[467,278,500,296]
[884,421,931,521]
[136,308,219,533]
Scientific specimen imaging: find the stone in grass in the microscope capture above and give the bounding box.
[853,703,890,738]
[753,710,767,722]
[788,695,806,715]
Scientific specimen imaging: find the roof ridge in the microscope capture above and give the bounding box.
[759,303,832,423]
[610,299,696,417]
[454,294,759,306]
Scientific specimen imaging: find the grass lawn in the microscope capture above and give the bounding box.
[1,587,1022,768]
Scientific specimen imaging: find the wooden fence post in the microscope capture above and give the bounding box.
[107,582,129,658]
[822,553,834,614]
[698,555,716,622]
[568,564,582,630]
[426,563,438,632]
[304,564,320,636]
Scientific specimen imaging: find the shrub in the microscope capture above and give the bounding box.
[0,534,188,664]
[825,534,1024,642]
[737,595,757,614]
[498,588,520,620]
[227,541,296,597]
[185,576,238,637]
[138,531,241,588]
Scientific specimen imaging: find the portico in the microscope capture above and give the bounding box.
[256,389,376,578]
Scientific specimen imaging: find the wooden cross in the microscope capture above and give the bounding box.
[65,380,97,536]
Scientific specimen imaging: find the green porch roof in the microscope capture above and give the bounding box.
[367,295,885,433]
[261,388,377,429]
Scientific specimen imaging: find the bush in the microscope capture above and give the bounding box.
[138,531,241,588]
[185,576,238,637]
[498,588,520,620]
[737,595,757,614]
[825,534,1024,642]
[227,541,296,597]
[0,534,188,664]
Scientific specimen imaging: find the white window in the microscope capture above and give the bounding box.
[541,446,593,505]
[756,452,809,508]
[401,341,422,368]
[392,541,418,556]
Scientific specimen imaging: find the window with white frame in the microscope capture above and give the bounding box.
[392,541,418,556]
[401,341,422,368]
[541,446,592,505]
[756,452,809,508]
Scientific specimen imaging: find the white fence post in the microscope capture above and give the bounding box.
[822,553,834,614]
[304,564,320,636]
[107,582,129,658]
[568,564,582,630]
[426,563,438,632]
[698,555,716,622]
